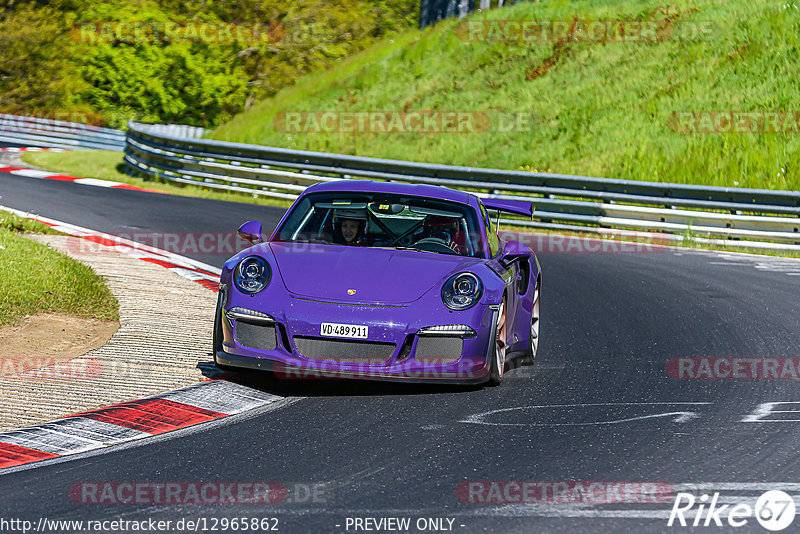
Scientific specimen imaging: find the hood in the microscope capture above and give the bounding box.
[269,243,480,304]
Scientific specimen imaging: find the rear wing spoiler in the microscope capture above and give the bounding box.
[481,198,534,219]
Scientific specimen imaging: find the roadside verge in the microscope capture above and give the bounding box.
[0,208,297,473]
[0,233,217,431]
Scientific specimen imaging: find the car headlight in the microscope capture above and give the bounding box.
[234,256,271,294]
[441,272,483,311]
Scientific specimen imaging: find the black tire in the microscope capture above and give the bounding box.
[524,279,540,364]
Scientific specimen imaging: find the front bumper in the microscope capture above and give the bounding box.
[214,350,491,385]
[216,290,497,384]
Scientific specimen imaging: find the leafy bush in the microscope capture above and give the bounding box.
[0,0,418,127]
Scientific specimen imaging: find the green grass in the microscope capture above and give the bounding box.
[210,0,800,191]
[0,214,119,326]
[19,150,293,208]
[0,212,59,235]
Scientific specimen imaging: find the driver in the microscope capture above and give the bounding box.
[333,208,367,246]
[418,215,465,253]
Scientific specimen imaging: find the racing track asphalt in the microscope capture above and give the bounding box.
[1,168,800,533]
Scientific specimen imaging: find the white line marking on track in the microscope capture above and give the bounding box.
[167,266,215,281]
[460,402,713,427]
[9,169,58,178]
[673,483,800,491]
[72,177,124,187]
[701,251,800,278]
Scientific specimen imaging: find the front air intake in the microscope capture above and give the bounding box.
[235,323,277,351]
[293,337,395,365]
[414,336,464,364]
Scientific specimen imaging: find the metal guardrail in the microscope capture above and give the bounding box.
[124,120,800,251]
[0,113,126,150]
[127,123,206,140]
[0,114,205,151]
[419,0,521,29]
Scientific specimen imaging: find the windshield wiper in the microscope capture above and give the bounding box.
[284,239,335,245]
[393,245,454,255]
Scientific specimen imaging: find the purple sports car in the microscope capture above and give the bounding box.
[213,180,540,385]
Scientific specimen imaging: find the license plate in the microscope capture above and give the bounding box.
[320,322,369,339]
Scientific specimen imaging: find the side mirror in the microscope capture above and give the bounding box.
[238,220,263,245]
[499,240,530,267]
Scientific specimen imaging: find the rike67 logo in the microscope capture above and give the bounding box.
[668,490,796,531]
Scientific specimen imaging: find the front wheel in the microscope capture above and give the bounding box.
[487,297,507,386]
[212,292,236,372]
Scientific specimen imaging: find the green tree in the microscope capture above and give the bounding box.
[0,4,85,113]
[0,0,418,126]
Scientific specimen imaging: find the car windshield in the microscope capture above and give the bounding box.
[274,192,485,257]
